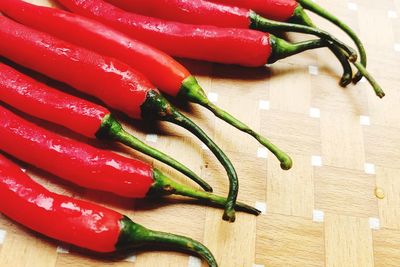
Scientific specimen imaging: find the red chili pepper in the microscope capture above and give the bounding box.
[0,154,217,266]
[0,62,212,191]
[0,106,259,216]
[105,0,354,61]
[0,1,292,172]
[102,0,353,86]
[56,0,334,67]
[102,0,383,97]
[210,0,368,84]
[0,0,187,97]
[55,0,384,98]
[0,15,239,221]
[103,0,351,87]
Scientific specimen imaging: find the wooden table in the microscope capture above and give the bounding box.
[1,0,400,266]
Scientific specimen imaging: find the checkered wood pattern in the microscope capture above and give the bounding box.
[1,0,400,266]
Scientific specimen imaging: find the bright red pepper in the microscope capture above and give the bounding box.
[0,0,187,97]
[0,105,154,198]
[0,153,121,252]
[104,0,354,59]
[0,0,293,170]
[88,0,381,97]
[210,0,297,21]
[0,64,107,138]
[0,15,240,221]
[0,16,152,119]
[56,0,358,70]
[109,0,251,28]
[0,105,260,217]
[0,62,211,191]
[58,0,275,67]
[102,0,356,86]
[0,154,217,265]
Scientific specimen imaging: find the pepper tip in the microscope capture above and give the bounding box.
[280,157,293,170]
[377,91,386,98]
[339,76,352,87]
[352,73,364,84]
[223,210,236,222]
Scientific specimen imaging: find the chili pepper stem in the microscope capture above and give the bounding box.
[327,43,353,87]
[291,5,316,27]
[141,91,238,222]
[116,216,218,267]
[179,76,293,170]
[278,8,382,96]
[278,7,352,86]
[95,114,213,192]
[295,0,367,83]
[351,61,385,98]
[249,11,357,61]
[268,36,328,64]
[150,169,261,215]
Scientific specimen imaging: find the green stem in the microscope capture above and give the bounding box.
[327,42,353,87]
[117,216,218,267]
[150,169,261,215]
[96,114,213,192]
[180,76,293,170]
[295,1,367,82]
[287,7,352,86]
[141,91,239,222]
[291,5,316,27]
[351,61,385,98]
[268,35,327,64]
[292,6,383,97]
[258,9,353,87]
[249,11,357,61]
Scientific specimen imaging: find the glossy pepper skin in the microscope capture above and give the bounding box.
[96,0,384,97]
[57,0,358,68]
[0,106,261,220]
[0,105,154,198]
[57,0,272,67]
[0,154,217,266]
[0,62,212,191]
[103,0,355,60]
[211,0,297,21]
[0,15,152,119]
[0,0,189,97]
[108,0,252,28]
[0,63,107,138]
[0,1,293,172]
[0,14,244,222]
[0,154,122,253]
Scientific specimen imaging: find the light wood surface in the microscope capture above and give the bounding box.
[1,0,400,266]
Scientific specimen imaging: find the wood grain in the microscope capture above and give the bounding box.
[1,0,400,266]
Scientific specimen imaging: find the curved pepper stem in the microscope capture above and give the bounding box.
[116,216,218,267]
[150,169,261,215]
[95,114,213,192]
[294,0,367,83]
[282,8,353,86]
[249,11,357,61]
[328,42,353,87]
[270,36,384,97]
[141,91,238,222]
[268,35,327,64]
[179,76,293,170]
